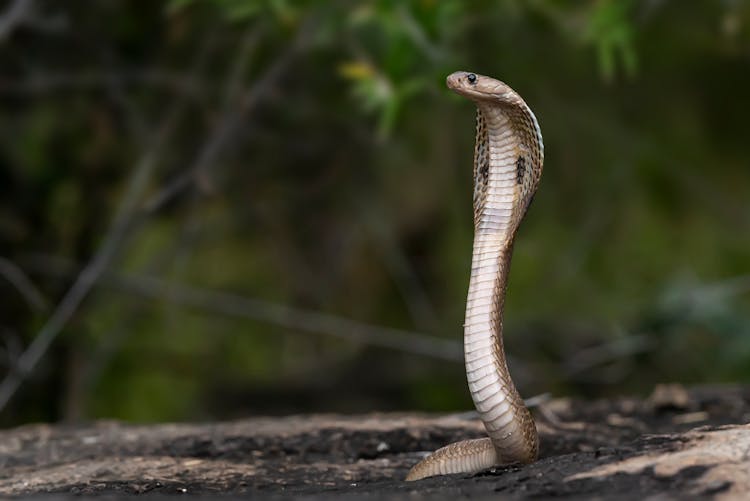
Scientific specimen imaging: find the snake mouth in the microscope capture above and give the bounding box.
[446,71,477,96]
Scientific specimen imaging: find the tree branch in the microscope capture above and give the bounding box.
[23,254,464,362]
[0,257,48,312]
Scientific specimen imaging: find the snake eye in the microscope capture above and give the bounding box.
[467,73,477,84]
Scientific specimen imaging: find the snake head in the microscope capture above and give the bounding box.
[446,71,516,104]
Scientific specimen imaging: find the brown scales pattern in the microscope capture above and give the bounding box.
[501,103,543,220]
[490,243,539,463]
[472,109,490,228]
[516,156,526,185]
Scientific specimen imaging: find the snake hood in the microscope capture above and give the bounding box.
[447,71,544,161]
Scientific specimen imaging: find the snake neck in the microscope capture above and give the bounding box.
[463,106,538,463]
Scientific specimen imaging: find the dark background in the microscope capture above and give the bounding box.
[1,0,748,426]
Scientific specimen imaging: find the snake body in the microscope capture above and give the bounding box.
[406,72,544,481]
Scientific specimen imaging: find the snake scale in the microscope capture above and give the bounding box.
[406,72,544,481]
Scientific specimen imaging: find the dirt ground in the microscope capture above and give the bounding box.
[1,384,749,499]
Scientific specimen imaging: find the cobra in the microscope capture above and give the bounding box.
[406,71,544,481]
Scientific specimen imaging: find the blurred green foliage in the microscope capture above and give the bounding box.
[1,0,749,425]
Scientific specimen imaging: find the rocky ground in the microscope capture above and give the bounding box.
[1,384,749,499]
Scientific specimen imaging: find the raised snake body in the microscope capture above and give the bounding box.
[405,72,544,481]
